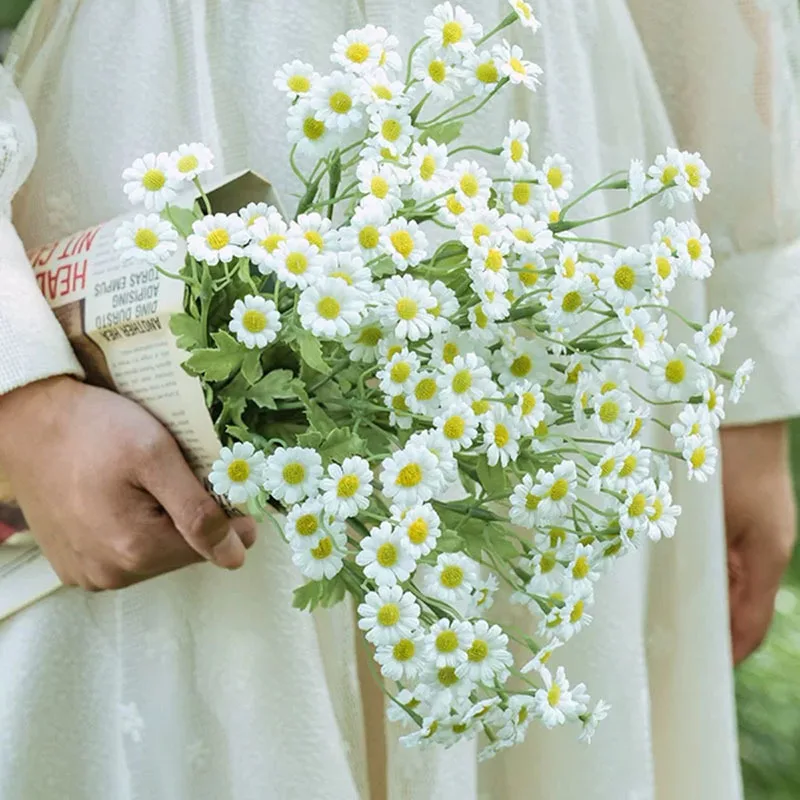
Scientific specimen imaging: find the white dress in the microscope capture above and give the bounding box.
[0,1,799,798]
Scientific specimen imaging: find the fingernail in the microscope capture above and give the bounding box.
[211,527,247,570]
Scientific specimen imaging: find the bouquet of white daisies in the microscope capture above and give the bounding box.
[115,0,752,757]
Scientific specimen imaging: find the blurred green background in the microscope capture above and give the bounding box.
[1,1,799,796]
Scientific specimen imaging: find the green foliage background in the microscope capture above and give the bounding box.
[2,1,799,794]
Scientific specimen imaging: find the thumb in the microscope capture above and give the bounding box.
[138,435,247,569]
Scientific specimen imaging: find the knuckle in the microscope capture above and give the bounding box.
[113,535,152,574]
[182,495,226,548]
[135,429,171,464]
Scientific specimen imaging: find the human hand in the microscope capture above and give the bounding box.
[721,421,796,664]
[0,376,256,590]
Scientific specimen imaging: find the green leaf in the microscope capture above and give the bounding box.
[247,369,297,409]
[169,312,204,351]
[294,328,331,375]
[435,530,464,553]
[368,255,396,279]
[183,330,245,381]
[297,430,324,449]
[318,427,366,462]
[225,425,273,450]
[293,580,324,612]
[241,349,265,386]
[419,119,463,146]
[305,401,338,437]
[162,204,199,238]
[486,526,520,561]
[319,573,348,608]
[476,456,508,496]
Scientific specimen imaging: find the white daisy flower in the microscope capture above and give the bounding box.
[378,348,421,397]
[628,158,647,205]
[469,233,511,294]
[359,69,407,114]
[408,140,451,200]
[122,152,179,211]
[418,665,475,719]
[482,408,521,467]
[319,456,374,519]
[356,159,404,215]
[682,433,718,482]
[380,218,429,271]
[619,307,667,367]
[592,388,633,441]
[310,70,363,130]
[425,618,474,669]
[619,483,657,535]
[510,474,542,528]
[380,444,441,506]
[287,100,334,157]
[430,325,489,367]
[669,404,712,451]
[456,620,513,685]
[428,280,458,333]
[394,504,442,558]
[331,27,382,74]
[648,241,679,295]
[375,631,427,681]
[646,147,693,208]
[412,43,461,100]
[730,358,754,404]
[533,666,589,728]
[645,481,681,541]
[228,295,281,349]
[343,316,387,363]
[680,151,711,202]
[579,700,612,745]
[494,40,542,92]
[702,380,727,428]
[423,552,480,609]
[540,154,574,201]
[494,337,548,389]
[208,442,266,504]
[284,497,342,549]
[458,206,502,254]
[292,529,347,580]
[407,371,443,416]
[507,0,541,31]
[436,191,469,226]
[437,352,496,407]
[341,201,390,262]
[187,212,250,266]
[271,237,325,289]
[450,159,492,208]
[502,119,534,179]
[503,177,545,217]
[370,25,403,75]
[274,60,318,99]
[289,212,338,255]
[533,460,578,520]
[167,142,214,182]
[325,251,374,295]
[469,573,500,616]
[434,407,479,452]
[424,2,483,55]
[357,584,421,645]
[246,212,289,272]
[263,446,323,505]
[409,429,459,490]
[674,221,714,279]
[239,202,279,231]
[694,307,737,366]
[368,108,414,157]
[298,276,365,338]
[597,247,651,308]
[355,521,417,587]
[378,274,437,341]
[460,49,502,95]
[510,254,546,297]
[649,342,702,402]
[114,214,178,265]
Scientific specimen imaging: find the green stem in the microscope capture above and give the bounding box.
[476,11,518,46]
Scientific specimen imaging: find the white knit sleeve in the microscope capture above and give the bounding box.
[0,63,82,395]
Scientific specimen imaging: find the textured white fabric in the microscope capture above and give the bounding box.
[0,0,798,798]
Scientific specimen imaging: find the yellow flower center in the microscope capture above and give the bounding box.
[407,518,428,544]
[134,228,159,250]
[415,378,437,401]
[547,166,564,189]
[510,140,525,162]
[395,297,418,321]
[376,542,398,567]
[451,369,472,395]
[601,381,617,394]
[600,457,616,477]
[443,342,459,364]
[392,395,408,413]
[428,60,447,83]
[436,630,459,652]
[357,326,382,347]
[177,154,199,174]
[540,550,556,572]
[570,600,585,624]
[708,325,724,346]
[358,225,380,249]
[438,667,459,687]
[512,182,531,205]
[661,165,679,185]
[686,238,702,261]
[287,74,311,94]
[690,447,706,469]
[459,173,480,198]
[525,492,541,511]
[510,354,532,378]
[442,21,463,44]
[241,309,267,333]
[373,84,392,100]
[494,424,510,448]
[295,514,319,536]
[547,683,562,707]
[329,271,352,285]
[440,565,464,589]
[446,194,465,215]
[521,392,536,416]
[443,416,466,440]
[336,474,359,498]
[514,228,533,243]
[316,296,341,320]
[572,555,590,580]
[329,91,353,114]
[382,119,402,142]
[549,478,569,501]
[656,256,672,280]
[472,398,490,415]
[282,462,306,485]
[707,388,717,411]
[649,498,664,522]
[685,163,702,188]
[142,169,166,191]
[599,400,619,424]
[632,326,645,347]
[303,116,326,141]
[206,228,230,250]
[396,463,423,488]
[286,252,308,275]
[631,417,644,437]
[390,230,415,258]
[419,155,437,182]
[371,176,390,199]
[510,57,526,75]
[261,233,285,253]
[390,361,411,383]
[304,230,324,250]
[467,639,488,662]
[665,359,685,384]
[614,265,635,290]
[377,602,400,627]
[393,639,416,661]
[476,61,499,84]
[519,262,539,287]
[346,42,370,63]
[481,248,501,272]
[311,537,333,559]
[619,455,637,478]
[226,459,250,483]
[562,291,582,312]
[629,493,646,517]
